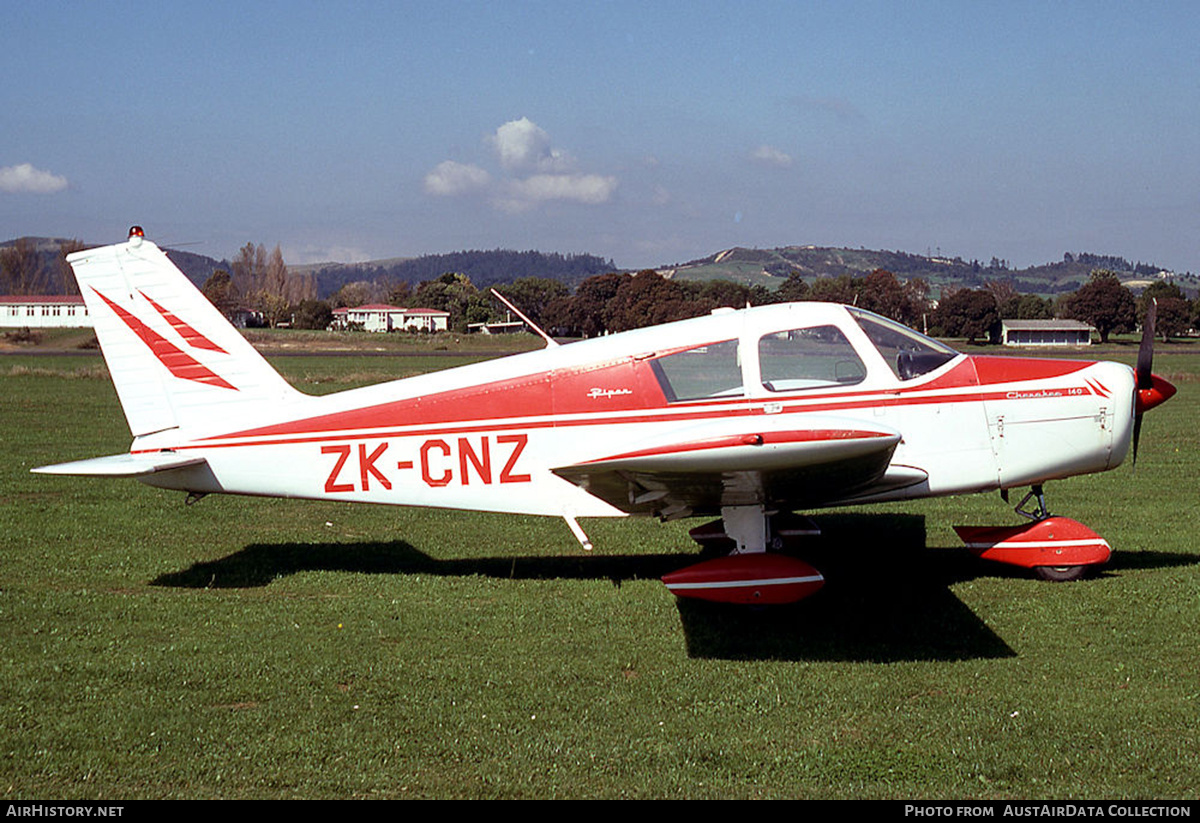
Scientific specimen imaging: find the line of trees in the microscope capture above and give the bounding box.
[189,249,1196,343]
[0,238,86,295]
[535,267,1195,343]
[929,270,1196,343]
[201,243,317,328]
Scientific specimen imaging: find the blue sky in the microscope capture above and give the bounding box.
[3,1,1198,273]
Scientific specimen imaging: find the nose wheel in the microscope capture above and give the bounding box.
[959,485,1110,581]
[1033,564,1089,582]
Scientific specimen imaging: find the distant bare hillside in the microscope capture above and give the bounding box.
[659,246,1196,297]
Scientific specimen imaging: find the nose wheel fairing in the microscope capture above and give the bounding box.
[955,516,1111,579]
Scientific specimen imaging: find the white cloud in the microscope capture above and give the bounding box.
[494,173,618,213]
[0,163,68,194]
[425,118,618,213]
[284,244,373,265]
[488,117,575,173]
[749,145,793,168]
[423,160,491,196]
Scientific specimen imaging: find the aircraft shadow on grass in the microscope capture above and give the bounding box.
[150,513,1199,664]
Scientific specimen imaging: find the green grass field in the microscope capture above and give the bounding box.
[2,344,1198,799]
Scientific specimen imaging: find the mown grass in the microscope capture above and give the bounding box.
[1,348,1198,799]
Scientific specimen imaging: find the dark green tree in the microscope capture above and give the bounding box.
[554,272,628,337]
[856,269,929,326]
[497,276,569,327]
[807,275,858,305]
[1064,270,1136,343]
[1000,293,1054,320]
[414,272,487,332]
[293,299,333,330]
[201,270,237,318]
[604,271,705,332]
[931,289,999,343]
[1137,281,1191,341]
[775,272,810,302]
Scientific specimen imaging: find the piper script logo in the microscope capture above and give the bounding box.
[588,387,633,399]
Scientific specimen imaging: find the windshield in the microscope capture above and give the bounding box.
[848,307,958,380]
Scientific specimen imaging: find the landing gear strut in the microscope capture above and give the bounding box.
[1013,484,1050,521]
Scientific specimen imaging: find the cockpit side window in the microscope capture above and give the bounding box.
[848,308,958,380]
[651,339,743,402]
[758,326,866,392]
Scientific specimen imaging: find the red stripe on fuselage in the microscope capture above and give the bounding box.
[970,356,1091,384]
[146,353,1102,456]
[219,354,1091,443]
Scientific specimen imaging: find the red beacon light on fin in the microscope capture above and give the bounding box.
[127,226,145,247]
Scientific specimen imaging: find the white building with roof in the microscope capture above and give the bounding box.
[1000,319,1094,346]
[0,295,91,328]
[330,304,449,333]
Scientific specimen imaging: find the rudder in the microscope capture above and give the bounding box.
[68,228,304,438]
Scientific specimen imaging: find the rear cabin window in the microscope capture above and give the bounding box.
[651,339,743,402]
[758,326,866,392]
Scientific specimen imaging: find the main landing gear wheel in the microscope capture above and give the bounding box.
[1033,565,1089,582]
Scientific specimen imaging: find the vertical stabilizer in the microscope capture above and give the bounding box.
[67,230,304,438]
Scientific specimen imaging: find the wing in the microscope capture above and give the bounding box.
[552,415,925,519]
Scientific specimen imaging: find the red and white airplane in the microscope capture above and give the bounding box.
[34,228,1176,604]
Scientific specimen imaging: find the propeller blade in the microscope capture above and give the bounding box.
[1136,299,1156,390]
[1132,413,1143,466]
[1132,299,1157,466]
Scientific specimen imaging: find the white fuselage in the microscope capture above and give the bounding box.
[133,302,1135,520]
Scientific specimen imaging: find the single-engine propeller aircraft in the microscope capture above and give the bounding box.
[35,228,1176,604]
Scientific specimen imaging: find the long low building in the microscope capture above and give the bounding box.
[0,295,91,328]
[1000,319,1094,346]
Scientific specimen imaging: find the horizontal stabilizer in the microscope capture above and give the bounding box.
[32,453,207,478]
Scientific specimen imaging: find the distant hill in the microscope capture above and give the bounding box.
[305,249,617,298]
[1,238,616,298]
[659,246,1198,297]
[4,236,1194,299]
[0,236,227,293]
[162,248,228,288]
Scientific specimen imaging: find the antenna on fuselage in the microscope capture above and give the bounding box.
[489,288,560,348]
